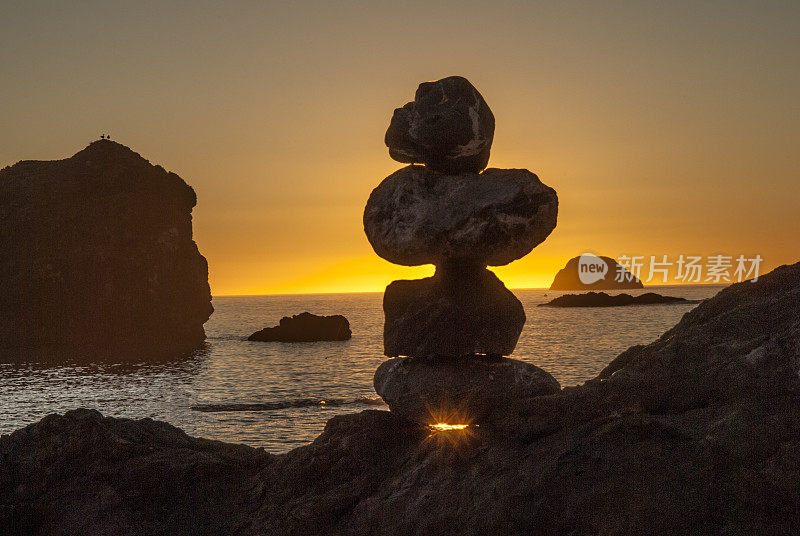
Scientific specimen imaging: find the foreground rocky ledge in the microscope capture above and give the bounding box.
[2,262,800,535]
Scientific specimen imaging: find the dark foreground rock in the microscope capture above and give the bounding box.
[549,255,644,290]
[383,266,525,358]
[248,312,351,342]
[374,356,560,424]
[540,291,698,307]
[3,262,800,535]
[0,140,213,361]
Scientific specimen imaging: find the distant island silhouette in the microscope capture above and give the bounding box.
[549,255,644,290]
[539,291,700,308]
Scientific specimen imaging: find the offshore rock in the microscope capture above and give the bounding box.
[248,312,351,342]
[373,356,560,424]
[0,140,213,361]
[540,291,698,307]
[385,76,495,173]
[549,255,644,290]
[383,266,525,358]
[364,165,558,267]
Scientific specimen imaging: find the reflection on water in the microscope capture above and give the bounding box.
[0,285,721,452]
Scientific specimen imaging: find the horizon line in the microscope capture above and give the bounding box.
[212,282,730,298]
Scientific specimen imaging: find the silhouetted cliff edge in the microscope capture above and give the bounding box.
[2,262,799,535]
[0,140,212,360]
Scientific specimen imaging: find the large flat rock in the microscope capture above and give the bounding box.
[373,356,560,424]
[364,165,558,267]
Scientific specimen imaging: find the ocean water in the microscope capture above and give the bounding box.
[0,285,721,453]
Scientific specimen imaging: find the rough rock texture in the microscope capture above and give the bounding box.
[373,356,560,424]
[364,165,558,267]
[0,409,272,535]
[3,262,800,535]
[540,291,698,307]
[0,140,213,360]
[385,76,495,174]
[383,266,525,358]
[549,255,644,290]
[248,312,352,342]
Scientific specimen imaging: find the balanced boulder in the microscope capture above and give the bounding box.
[374,356,560,425]
[383,266,524,358]
[364,165,558,267]
[367,76,561,424]
[385,76,495,174]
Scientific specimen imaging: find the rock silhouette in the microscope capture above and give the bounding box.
[367,76,560,423]
[550,255,644,290]
[248,312,351,342]
[0,140,212,361]
[374,356,560,424]
[385,76,495,173]
[364,166,558,267]
[540,291,698,307]
[383,266,525,358]
[4,261,799,535]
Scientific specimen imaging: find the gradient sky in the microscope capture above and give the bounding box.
[2,1,798,295]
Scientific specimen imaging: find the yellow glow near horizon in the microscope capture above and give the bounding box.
[2,3,798,295]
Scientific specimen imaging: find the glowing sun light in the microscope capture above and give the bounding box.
[429,423,469,431]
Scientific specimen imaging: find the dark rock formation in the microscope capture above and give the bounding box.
[0,140,212,361]
[0,409,272,535]
[549,255,644,290]
[363,165,558,267]
[2,262,800,534]
[374,356,560,424]
[385,76,495,174]
[540,291,698,307]
[383,266,525,358]
[248,312,351,342]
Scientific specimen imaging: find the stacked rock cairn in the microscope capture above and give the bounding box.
[364,76,561,425]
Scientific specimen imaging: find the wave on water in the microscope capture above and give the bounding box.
[191,397,386,412]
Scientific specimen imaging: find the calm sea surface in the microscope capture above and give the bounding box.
[0,285,721,452]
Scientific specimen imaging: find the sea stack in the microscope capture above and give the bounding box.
[365,76,561,425]
[0,140,213,361]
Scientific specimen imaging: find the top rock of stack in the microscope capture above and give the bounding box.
[385,76,495,174]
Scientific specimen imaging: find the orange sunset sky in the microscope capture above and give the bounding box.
[2,2,798,295]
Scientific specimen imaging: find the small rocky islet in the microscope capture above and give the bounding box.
[365,76,560,424]
[247,312,351,342]
[550,254,644,290]
[540,291,700,307]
